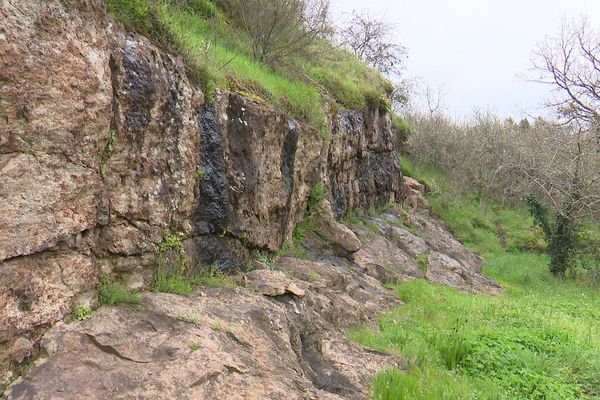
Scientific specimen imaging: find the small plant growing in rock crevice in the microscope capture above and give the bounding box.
[307,272,321,282]
[192,265,238,288]
[176,314,200,324]
[193,166,206,181]
[71,305,93,321]
[100,130,117,178]
[153,264,194,296]
[308,184,327,214]
[158,230,185,254]
[98,277,141,306]
[256,252,277,270]
[189,342,202,351]
[416,253,430,274]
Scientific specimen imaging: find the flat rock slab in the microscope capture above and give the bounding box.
[4,287,402,400]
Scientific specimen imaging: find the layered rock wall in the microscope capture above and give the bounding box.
[0,0,403,385]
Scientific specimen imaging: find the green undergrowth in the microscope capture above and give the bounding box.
[98,277,141,306]
[353,157,600,399]
[106,0,404,132]
[153,265,238,295]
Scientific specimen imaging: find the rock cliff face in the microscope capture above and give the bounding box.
[0,0,405,387]
[1,0,501,397]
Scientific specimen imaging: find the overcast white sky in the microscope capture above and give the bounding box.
[331,0,600,119]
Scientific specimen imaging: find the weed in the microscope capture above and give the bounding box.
[153,267,194,296]
[256,252,276,269]
[158,230,184,253]
[415,253,430,273]
[307,272,321,282]
[99,164,110,179]
[364,219,383,234]
[189,342,202,351]
[105,130,117,155]
[71,306,92,321]
[276,240,309,260]
[192,266,238,288]
[98,277,141,306]
[308,185,327,214]
[213,319,223,330]
[176,314,199,324]
[283,269,295,278]
[193,166,206,180]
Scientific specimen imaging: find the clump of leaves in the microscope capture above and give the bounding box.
[71,306,93,321]
[158,230,185,253]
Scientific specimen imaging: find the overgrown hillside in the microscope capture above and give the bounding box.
[352,159,600,400]
[106,0,407,137]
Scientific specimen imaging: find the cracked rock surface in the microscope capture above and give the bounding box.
[5,261,403,400]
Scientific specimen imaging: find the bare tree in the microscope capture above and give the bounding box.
[218,0,331,64]
[423,82,447,116]
[339,10,407,77]
[530,18,600,133]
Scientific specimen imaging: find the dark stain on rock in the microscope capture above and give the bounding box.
[196,105,231,234]
[329,110,402,219]
[188,236,249,273]
[281,119,299,198]
[224,94,257,207]
[122,44,155,138]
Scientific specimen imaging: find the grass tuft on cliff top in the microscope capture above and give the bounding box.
[106,0,394,129]
[351,157,600,400]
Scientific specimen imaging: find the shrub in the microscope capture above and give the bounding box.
[526,194,578,277]
[216,0,331,64]
[392,114,410,147]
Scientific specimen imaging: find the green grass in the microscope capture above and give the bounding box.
[189,342,202,351]
[153,265,238,295]
[98,278,141,306]
[153,268,194,296]
[192,267,238,288]
[106,0,398,132]
[352,159,600,399]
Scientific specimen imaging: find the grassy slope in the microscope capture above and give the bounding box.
[350,158,600,400]
[106,0,399,134]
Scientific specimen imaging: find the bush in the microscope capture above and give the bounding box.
[392,114,410,149]
[216,0,330,64]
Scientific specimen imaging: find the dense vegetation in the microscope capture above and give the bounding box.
[350,159,600,399]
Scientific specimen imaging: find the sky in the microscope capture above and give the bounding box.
[331,0,600,119]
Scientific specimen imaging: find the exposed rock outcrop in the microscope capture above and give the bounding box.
[0,0,406,387]
[328,110,402,218]
[1,0,500,396]
[5,259,403,400]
